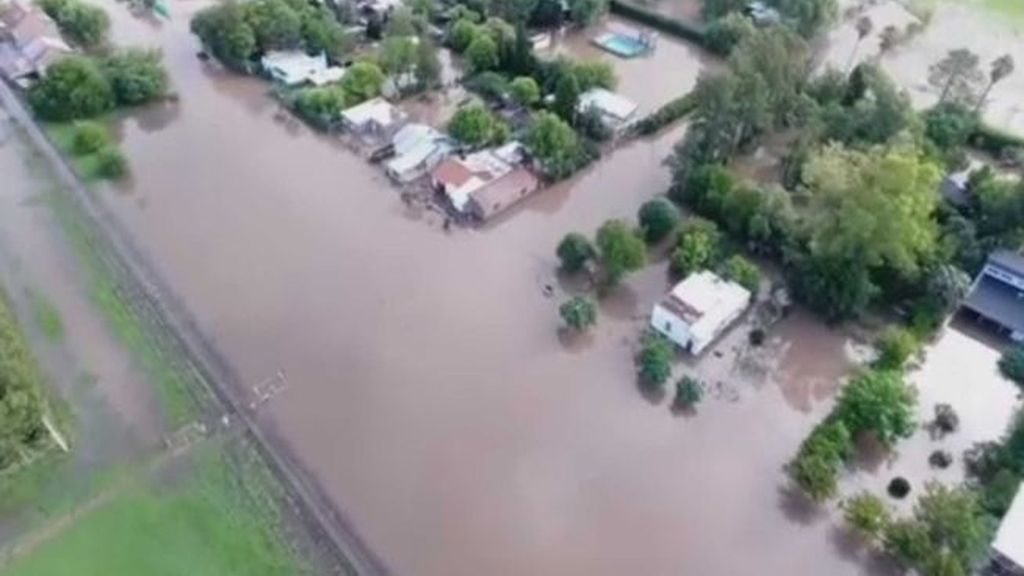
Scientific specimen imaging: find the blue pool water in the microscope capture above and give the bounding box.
[593,33,648,58]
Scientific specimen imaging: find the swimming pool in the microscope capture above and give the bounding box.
[593,33,650,58]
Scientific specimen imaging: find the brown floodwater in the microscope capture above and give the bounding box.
[61,1,1015,574]
[823,0,1024,137]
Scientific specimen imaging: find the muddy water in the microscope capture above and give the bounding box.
[822,0,1024,137]
[60,2,926,575]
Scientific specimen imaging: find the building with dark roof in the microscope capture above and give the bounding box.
[961,250,1024,341]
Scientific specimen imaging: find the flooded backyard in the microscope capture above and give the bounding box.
[10,0,1014,574]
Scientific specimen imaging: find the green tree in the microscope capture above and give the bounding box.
[799,144,941,319]
[448,104,506,148]
[293,85,347,124]
[339,61,385,106]
[874,327,918,370]
[844,492,891,541]
[569,0,607,26]
[509,76,540,107]
[28,56,113,121]
[637,198,680,244]
[415,37,442,89]
[772,0,838,38]
[553,72,580,124]
[190,2,257,69]
[0,297,47,468]
[384,6,419,37]
[449,18,479,53]
[670,218,721,277]
[39,0,110,48]
[705,12,755,55]
[977,54,1015,113]
[301,7,350,59]
[718,254,760,293]
[243,0,302,51]
[998,346,1024,389]
[674,375,704,408]
[466,34,499,72]
[570,60,616,91]
[637,332,673,387]
[596,219,645,286]
[835,369,916,448]
[702,0,746,19]
[526,111,583,178]
[70,121,110,155]
[789,419,852,502]
[884,519,935,567]
[924,102,978,152]
[559,296,597,331]
[556,232,594,273]
[100,49,169,107]
[928,49,985,107]
[379,36,418,77]
[95,145,128,179]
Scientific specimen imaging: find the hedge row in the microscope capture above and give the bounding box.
[0,291,47,470]
[634,93,696,135]
[608,0,708,48]
[970,122,1024,156]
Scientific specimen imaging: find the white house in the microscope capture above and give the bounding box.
[577,88,638,133]
[341,97,406,137]
[260,51,344,87]
[650,271,751,355]
[991,483,1024,575]
[385,123,454,183]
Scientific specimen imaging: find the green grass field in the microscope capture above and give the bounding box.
[44,123,105,183]
[2,448,306,576]
[29,291,63,343]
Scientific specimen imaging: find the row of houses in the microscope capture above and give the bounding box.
[0,0,72,86]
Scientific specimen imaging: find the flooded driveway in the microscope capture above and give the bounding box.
[59,1,1011,574]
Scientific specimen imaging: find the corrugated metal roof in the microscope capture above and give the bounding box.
[962,275,1024,334]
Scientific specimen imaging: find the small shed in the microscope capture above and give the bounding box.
[385,123,454,183]
[261,51,344,87]
[577,88,638,133]
[341,97,406,137]
[650,271,751,355]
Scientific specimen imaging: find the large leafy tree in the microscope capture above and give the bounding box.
[466,34,499,72]
[526,112,583,177]
[242,0,303,51]
[28,56,114,121]
[339,61,385,106]
[379,36,418,77]
[447,104,506,148]
[569,0,608,26]
[38,0,110,48]
[771,0,838,38]
[928,49,985,108]
[556,232,595,273]
[100,49,169,107]
[190,2,257,69]
[800,144,941,319]
[835,370,916,448]
[596,219,645,286]
[559,296,597,331]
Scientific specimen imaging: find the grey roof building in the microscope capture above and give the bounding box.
[962,250,1024,340]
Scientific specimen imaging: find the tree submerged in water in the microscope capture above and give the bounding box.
[636,332,673,388]
[559,296,596,332]
[674,376,704,409]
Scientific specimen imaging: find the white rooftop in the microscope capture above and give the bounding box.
[578,88,638,122]
[341,97,403,128]
[261,51,343,87]
[995,483,1024,568]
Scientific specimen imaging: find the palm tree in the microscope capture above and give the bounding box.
[846,16,873,72]
[975,54,1016,114]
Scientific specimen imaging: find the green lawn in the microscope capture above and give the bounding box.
[2,449,306,576]
[29,291,63,343]
[44,123,105,183]
[984,0,1024,20]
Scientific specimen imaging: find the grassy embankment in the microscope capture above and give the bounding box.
[1,442,309,576]
[44,184,199,426]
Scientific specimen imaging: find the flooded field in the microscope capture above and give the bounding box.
[822,0,1024,136]
[37,0,1015,574]
[0,110,163,540]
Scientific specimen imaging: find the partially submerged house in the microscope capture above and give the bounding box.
[341,97,406,138]
[0,0,71,84]
[989,483,1024,575]
[261,51,345,87]
[431,142,539,221]
[961,250,1024,342]
[577,88,638,133]
[385,123,455,183]
[650,271,751,355]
